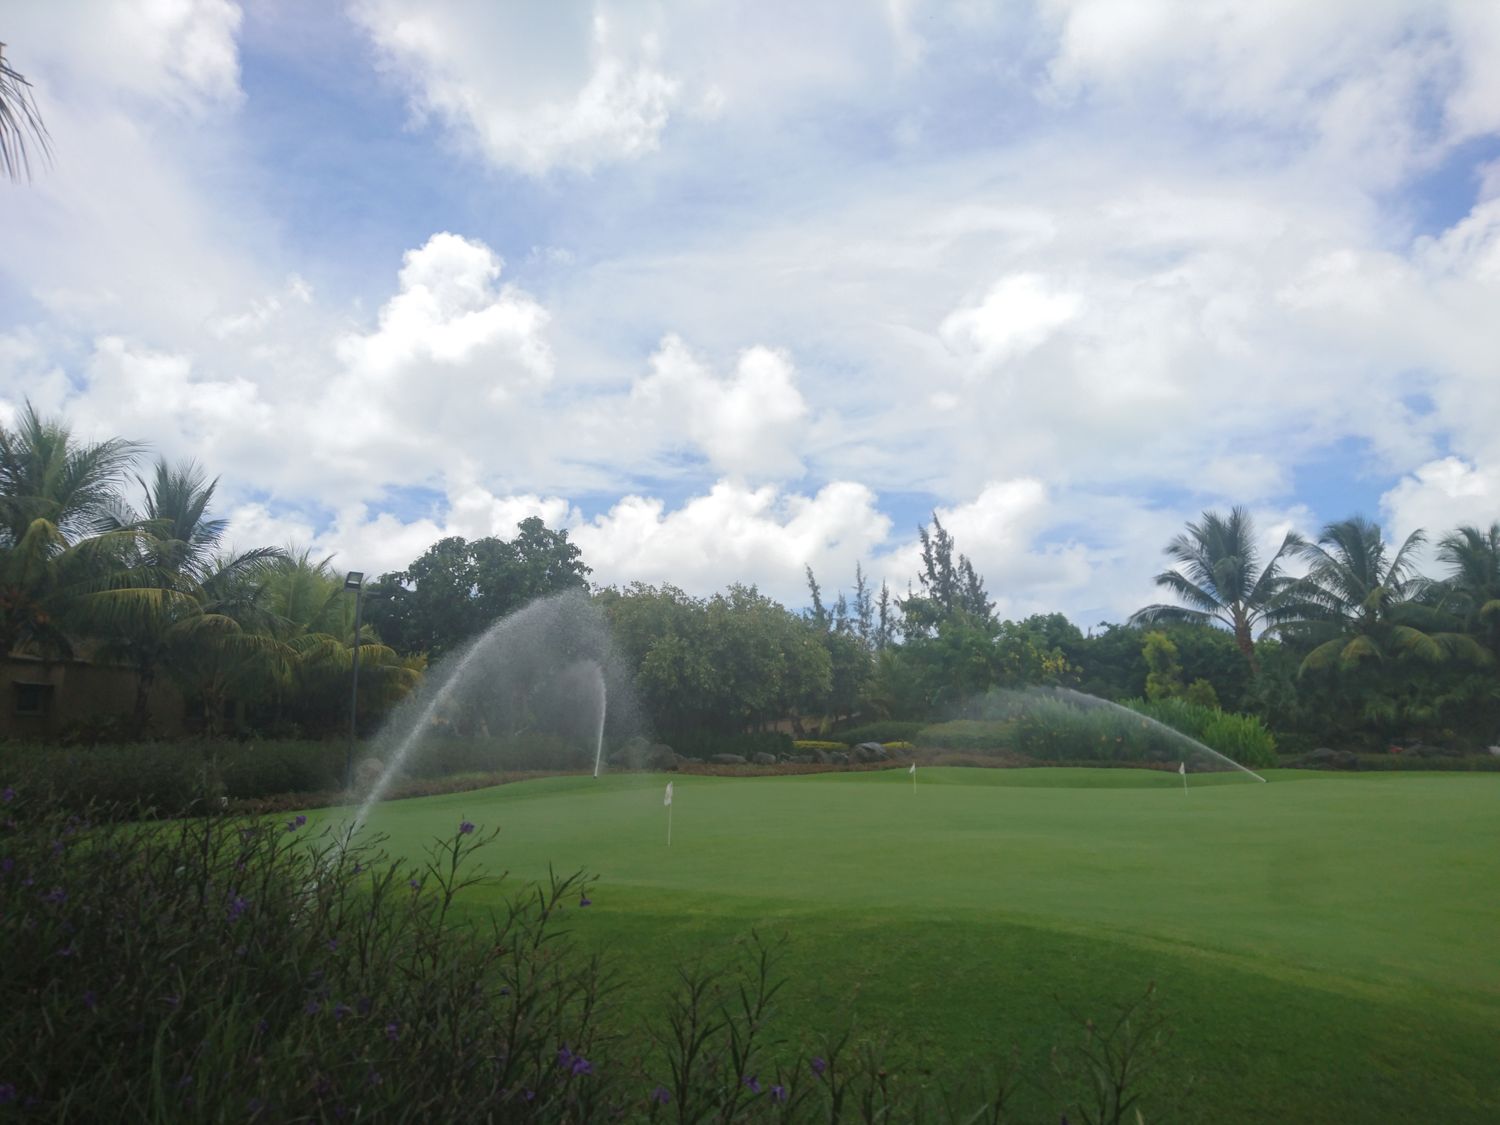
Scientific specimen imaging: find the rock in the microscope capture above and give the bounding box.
[710,753,747,765]
[609,735,655,768]
[751,752,777,765]
[647,743,679,770]
[830,751,850,766]
[812,747,831,764]
[854,741,888,763]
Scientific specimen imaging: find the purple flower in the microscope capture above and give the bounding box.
[304,999,321,1016]
[356,996,372,1016]
[524,1090,535,1103]
[0,1083,14,1105]
[408,879,421,892]
[810,1057,827,1077]
[366,1070,382,1087]
[771,1084,787,1103]
[1,857,12,875]
[247,1097,263,1114]
[227,894,249,922]
[82,990,97,1011]
[2,786,14,802]
[459,821,475,835]
[43,886,66,905]
[651,1086,671,1105]
[256,1019,270,1035]
[326,938,338,952]
[385,1021,400,1041]
[332,1002,352,1022]
[743,1075,761,1094]
[579,894,592,907]
[557,1045,575,1069]
[571,1057,593,1076]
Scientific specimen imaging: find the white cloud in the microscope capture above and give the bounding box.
[628,336,809,480]
[6,0,243,113]
[939,274,1082,368]
[1382,457,1500,546]
[351,1,680,174]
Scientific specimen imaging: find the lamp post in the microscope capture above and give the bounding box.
[345,571,365,790]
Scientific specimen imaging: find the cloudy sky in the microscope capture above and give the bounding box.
[4,1,1500,624]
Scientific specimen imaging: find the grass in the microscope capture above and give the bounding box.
[342,767,1500,1122]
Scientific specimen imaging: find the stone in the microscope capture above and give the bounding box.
[710,753,747,765]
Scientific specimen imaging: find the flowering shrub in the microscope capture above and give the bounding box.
[0,786,1172,1121]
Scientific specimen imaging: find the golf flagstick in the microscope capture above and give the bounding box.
[664,780,674,846]
[909,761,916,793]
[1179,761,1187,793]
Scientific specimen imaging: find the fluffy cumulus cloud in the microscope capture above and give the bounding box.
[628,336,809,481]
[1383,458,1500,548]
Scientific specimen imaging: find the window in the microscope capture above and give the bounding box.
[14,682,53,716]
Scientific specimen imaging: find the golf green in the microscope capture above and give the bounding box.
[351,768,1500,1122]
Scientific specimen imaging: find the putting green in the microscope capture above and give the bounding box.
[349,768,1500,1122]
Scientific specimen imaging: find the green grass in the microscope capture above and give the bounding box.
[346,767,1500,1122]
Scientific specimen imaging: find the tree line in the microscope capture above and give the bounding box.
[5,405,1497,752]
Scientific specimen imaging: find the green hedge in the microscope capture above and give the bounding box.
[915,720,1013,752]
[835,721,927,746]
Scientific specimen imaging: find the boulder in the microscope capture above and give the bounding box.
[608,735,655,768]
[830,751,850,766]
[812,747,831,764]
[751,752,777,766]
[647,743,679,770]
[854,741,888,763]
[710,753,748,765]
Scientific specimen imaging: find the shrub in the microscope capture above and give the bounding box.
[916,720,1014,752]
[793,740,848,752]
[1125,699,1277,770]
[0,787,1175,1121]
[834,721,927,746]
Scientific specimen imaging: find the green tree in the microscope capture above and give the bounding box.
[1129,506,1301,675]
[96,460,286,733]
[0,405,146,659]
[902,514,993,636]
[368,519,590,658]
[1436,522,1500,657]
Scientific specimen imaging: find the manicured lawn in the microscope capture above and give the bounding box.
[350,768,1500,1122]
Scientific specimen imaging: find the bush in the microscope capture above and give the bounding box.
[0,787,1175,1121]
[793,740,847,752]
[834,721,927,746]
[916,720,1014,752]
[1125,699,1277,770]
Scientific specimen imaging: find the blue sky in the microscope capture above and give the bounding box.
[3,1,1500,625]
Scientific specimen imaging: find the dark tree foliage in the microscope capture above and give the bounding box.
[366,517,590,658]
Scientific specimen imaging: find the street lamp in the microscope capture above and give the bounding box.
[345,571,365,790]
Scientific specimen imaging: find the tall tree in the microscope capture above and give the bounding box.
[96,459,285,732]
[853,562,873,649]
[1436,522,1500,657]
[0,403,142,546]
[1129,506,1301,674]
[1281,517,1484,671]
[903,514,993,634]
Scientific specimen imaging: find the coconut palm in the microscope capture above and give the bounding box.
[1435,522,1500,657]
[0,403,142,546]
[94,459,286,732]
[1280,516,1487,671]
[0,405,151,658]
[1129,507,1302,674]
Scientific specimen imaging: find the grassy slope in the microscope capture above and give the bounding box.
[351,769,1500,1122]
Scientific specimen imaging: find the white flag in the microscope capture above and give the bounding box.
[908,763,916,776]
[664,781,674,806]
[1179,762,1186,775]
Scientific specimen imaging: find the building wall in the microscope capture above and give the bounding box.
[2,655,185,740]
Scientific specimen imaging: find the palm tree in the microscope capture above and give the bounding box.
[1281,516,1486,671]
[1435,522,1500,657]
[0,403,142,546]
[1129,507,1302,674]
[0,405,150,658]
[95,459,285,732]
[0,42,51,183]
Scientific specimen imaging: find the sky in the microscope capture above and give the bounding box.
[3,0,1500,626]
